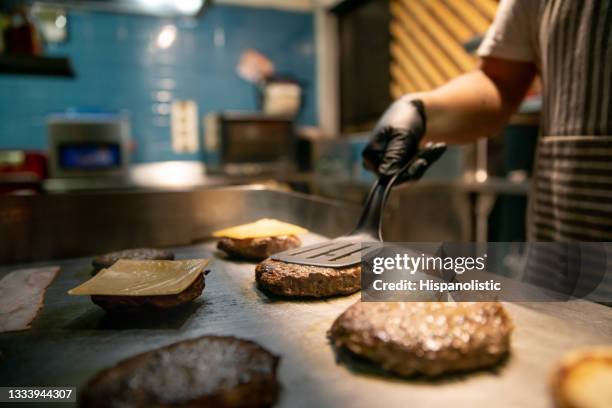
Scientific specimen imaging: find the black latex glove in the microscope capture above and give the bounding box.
[362,97,427,177]
[395,142,447,183]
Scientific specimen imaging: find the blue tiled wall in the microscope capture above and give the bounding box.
[0,5,316,163]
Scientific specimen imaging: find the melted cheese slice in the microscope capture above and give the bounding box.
[68,259,209,296]
[212,218,308,239]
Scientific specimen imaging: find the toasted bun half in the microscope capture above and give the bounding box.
[551,346,612,408]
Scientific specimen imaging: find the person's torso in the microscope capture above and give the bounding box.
[528,0,612,242]
[535,0,611,136]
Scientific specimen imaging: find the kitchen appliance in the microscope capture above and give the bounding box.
[0,150,47,194]
[0,186,610,408]
[47,112,131,178]
[260,78,302,117]
[204,112,294,175]
[272,143,447,267]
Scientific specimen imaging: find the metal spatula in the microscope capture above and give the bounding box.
[271,143,447,267]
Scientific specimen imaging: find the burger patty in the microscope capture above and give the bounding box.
[255,259,360,298]
[91,271,207,313]
[80,335,280,408]
[92,248,175,272]
[217,235,301,261]
[329,301,512,377]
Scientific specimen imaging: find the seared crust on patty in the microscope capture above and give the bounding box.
[255,259,360,298]
[217,235,301,261]
[329,301,513,377]
[80,335,280,408]
[92,248,175,272]
[91,272,205,313]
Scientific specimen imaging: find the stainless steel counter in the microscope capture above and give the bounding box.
[0,186,360,264]
[0,236,610,408]
[42,161,315,194]
[0,184,473,264]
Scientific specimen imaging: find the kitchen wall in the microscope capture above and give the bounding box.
[0,4,316,163]
[389,0,496,97]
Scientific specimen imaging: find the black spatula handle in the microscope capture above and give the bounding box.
[349,143,447,241]
[390,142,447,184]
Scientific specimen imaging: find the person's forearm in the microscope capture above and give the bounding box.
[417,70,511,144]
[407,60,536,144]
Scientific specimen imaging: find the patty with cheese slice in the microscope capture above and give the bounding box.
[69,259,209,313]
[213,219,306,261]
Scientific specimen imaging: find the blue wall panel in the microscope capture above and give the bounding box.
[0,5,316,163]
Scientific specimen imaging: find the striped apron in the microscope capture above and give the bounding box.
[529,0,612,241]
[524,0,611,301]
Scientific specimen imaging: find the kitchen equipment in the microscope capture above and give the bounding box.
[204,112,294,175]
[260,78,302,117]
[0,229,610,408]
[47,112,131,178]
[272,143,447,267]
[0,150,47,194]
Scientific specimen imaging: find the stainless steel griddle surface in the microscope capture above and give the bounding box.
[0,234,611,408]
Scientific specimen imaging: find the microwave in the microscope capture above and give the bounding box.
[47,113,131,178]
[204,112,295,174]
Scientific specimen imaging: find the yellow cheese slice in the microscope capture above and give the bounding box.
[68,259,209,296]
[212,218,308,239]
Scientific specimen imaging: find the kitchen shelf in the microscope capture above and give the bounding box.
[0,54,75,77]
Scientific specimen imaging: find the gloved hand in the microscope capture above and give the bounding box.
[396,142,446,183]
[362,97,427,177]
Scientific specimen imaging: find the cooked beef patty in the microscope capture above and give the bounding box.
[217,235,301,261]
[91,271,207,313]
[92,248,175,272]
[80,335,280,408]
[255,259,360,298]
[329,301,512,377]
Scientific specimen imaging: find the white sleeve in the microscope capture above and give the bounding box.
[477,0,538,62]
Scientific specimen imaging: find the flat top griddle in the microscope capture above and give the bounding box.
[0,234,611,408]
